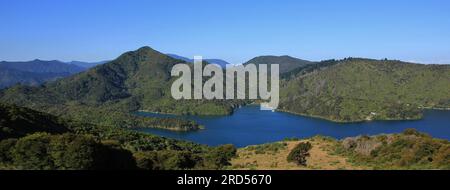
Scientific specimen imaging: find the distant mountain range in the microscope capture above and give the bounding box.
[0,59,107,89]
[67,60,109,68]
[167,54,232,68]
[244,55,313,74]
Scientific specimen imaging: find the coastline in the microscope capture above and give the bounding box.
[276,109,423,123]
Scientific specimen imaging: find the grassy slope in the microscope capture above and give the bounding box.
[231,131,450,170]
[231,137,365,170]
[279,58,450,122]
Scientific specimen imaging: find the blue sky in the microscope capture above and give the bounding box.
[0,0,449,64]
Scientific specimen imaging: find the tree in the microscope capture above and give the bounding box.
[12,133,54,169]
[0,138,17,163]
[287,142,312,166]
[203,144,237,169]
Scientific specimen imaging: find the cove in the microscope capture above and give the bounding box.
[135,105,450,147]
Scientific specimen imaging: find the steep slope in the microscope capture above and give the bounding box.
[0,47,237,130]
[0,103,69,140]
[244,55,313,74]
[279,58,450,122]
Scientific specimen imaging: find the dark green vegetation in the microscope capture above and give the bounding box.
[244,55,313,74]
[0,47,241,131]
[0,103,69,139]
[0,104,236,170]
[287,142,312,166]
[336,129,450,169]
[279,58,450,122]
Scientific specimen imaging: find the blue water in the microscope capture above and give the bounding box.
[135,106,450,147]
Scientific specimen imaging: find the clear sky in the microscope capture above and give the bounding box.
[1,0,449,64]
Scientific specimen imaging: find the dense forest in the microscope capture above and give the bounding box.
[0,103,236,170]
[279,58,450,122]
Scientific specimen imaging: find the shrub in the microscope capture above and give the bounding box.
[4,133,136,170]
[0,138,18,163]
[287,142,312,166]
[203,144,237,169]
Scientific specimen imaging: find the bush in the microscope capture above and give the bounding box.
[3,133,136,170]
[287,142,312,166]
[0,138,18,163]
[203,144,237,169]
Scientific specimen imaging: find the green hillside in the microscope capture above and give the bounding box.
[0,103,236,170]
[0,47,239,131]
[279,58,450,122]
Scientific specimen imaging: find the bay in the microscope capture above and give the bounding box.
[135,106,450,147]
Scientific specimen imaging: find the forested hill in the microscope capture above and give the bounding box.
[279,58,450,122]
[0,46,238,131]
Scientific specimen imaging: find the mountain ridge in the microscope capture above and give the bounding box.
[243,55,314,74]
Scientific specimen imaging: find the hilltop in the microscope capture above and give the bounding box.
[0,47,239,131]
[244,55,313,74]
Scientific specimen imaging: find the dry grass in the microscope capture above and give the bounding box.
[230,137,368,170]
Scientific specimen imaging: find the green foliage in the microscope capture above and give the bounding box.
[287,142,312,166]
[134,144,237,170]
[0,138,17,164]
[0,104,235,170]
[0,103,69,140]
[280,58,450,122]
[0,47,240,131]
[202,144,237,169]
[4,133,136,170]
[338,129,450,169]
